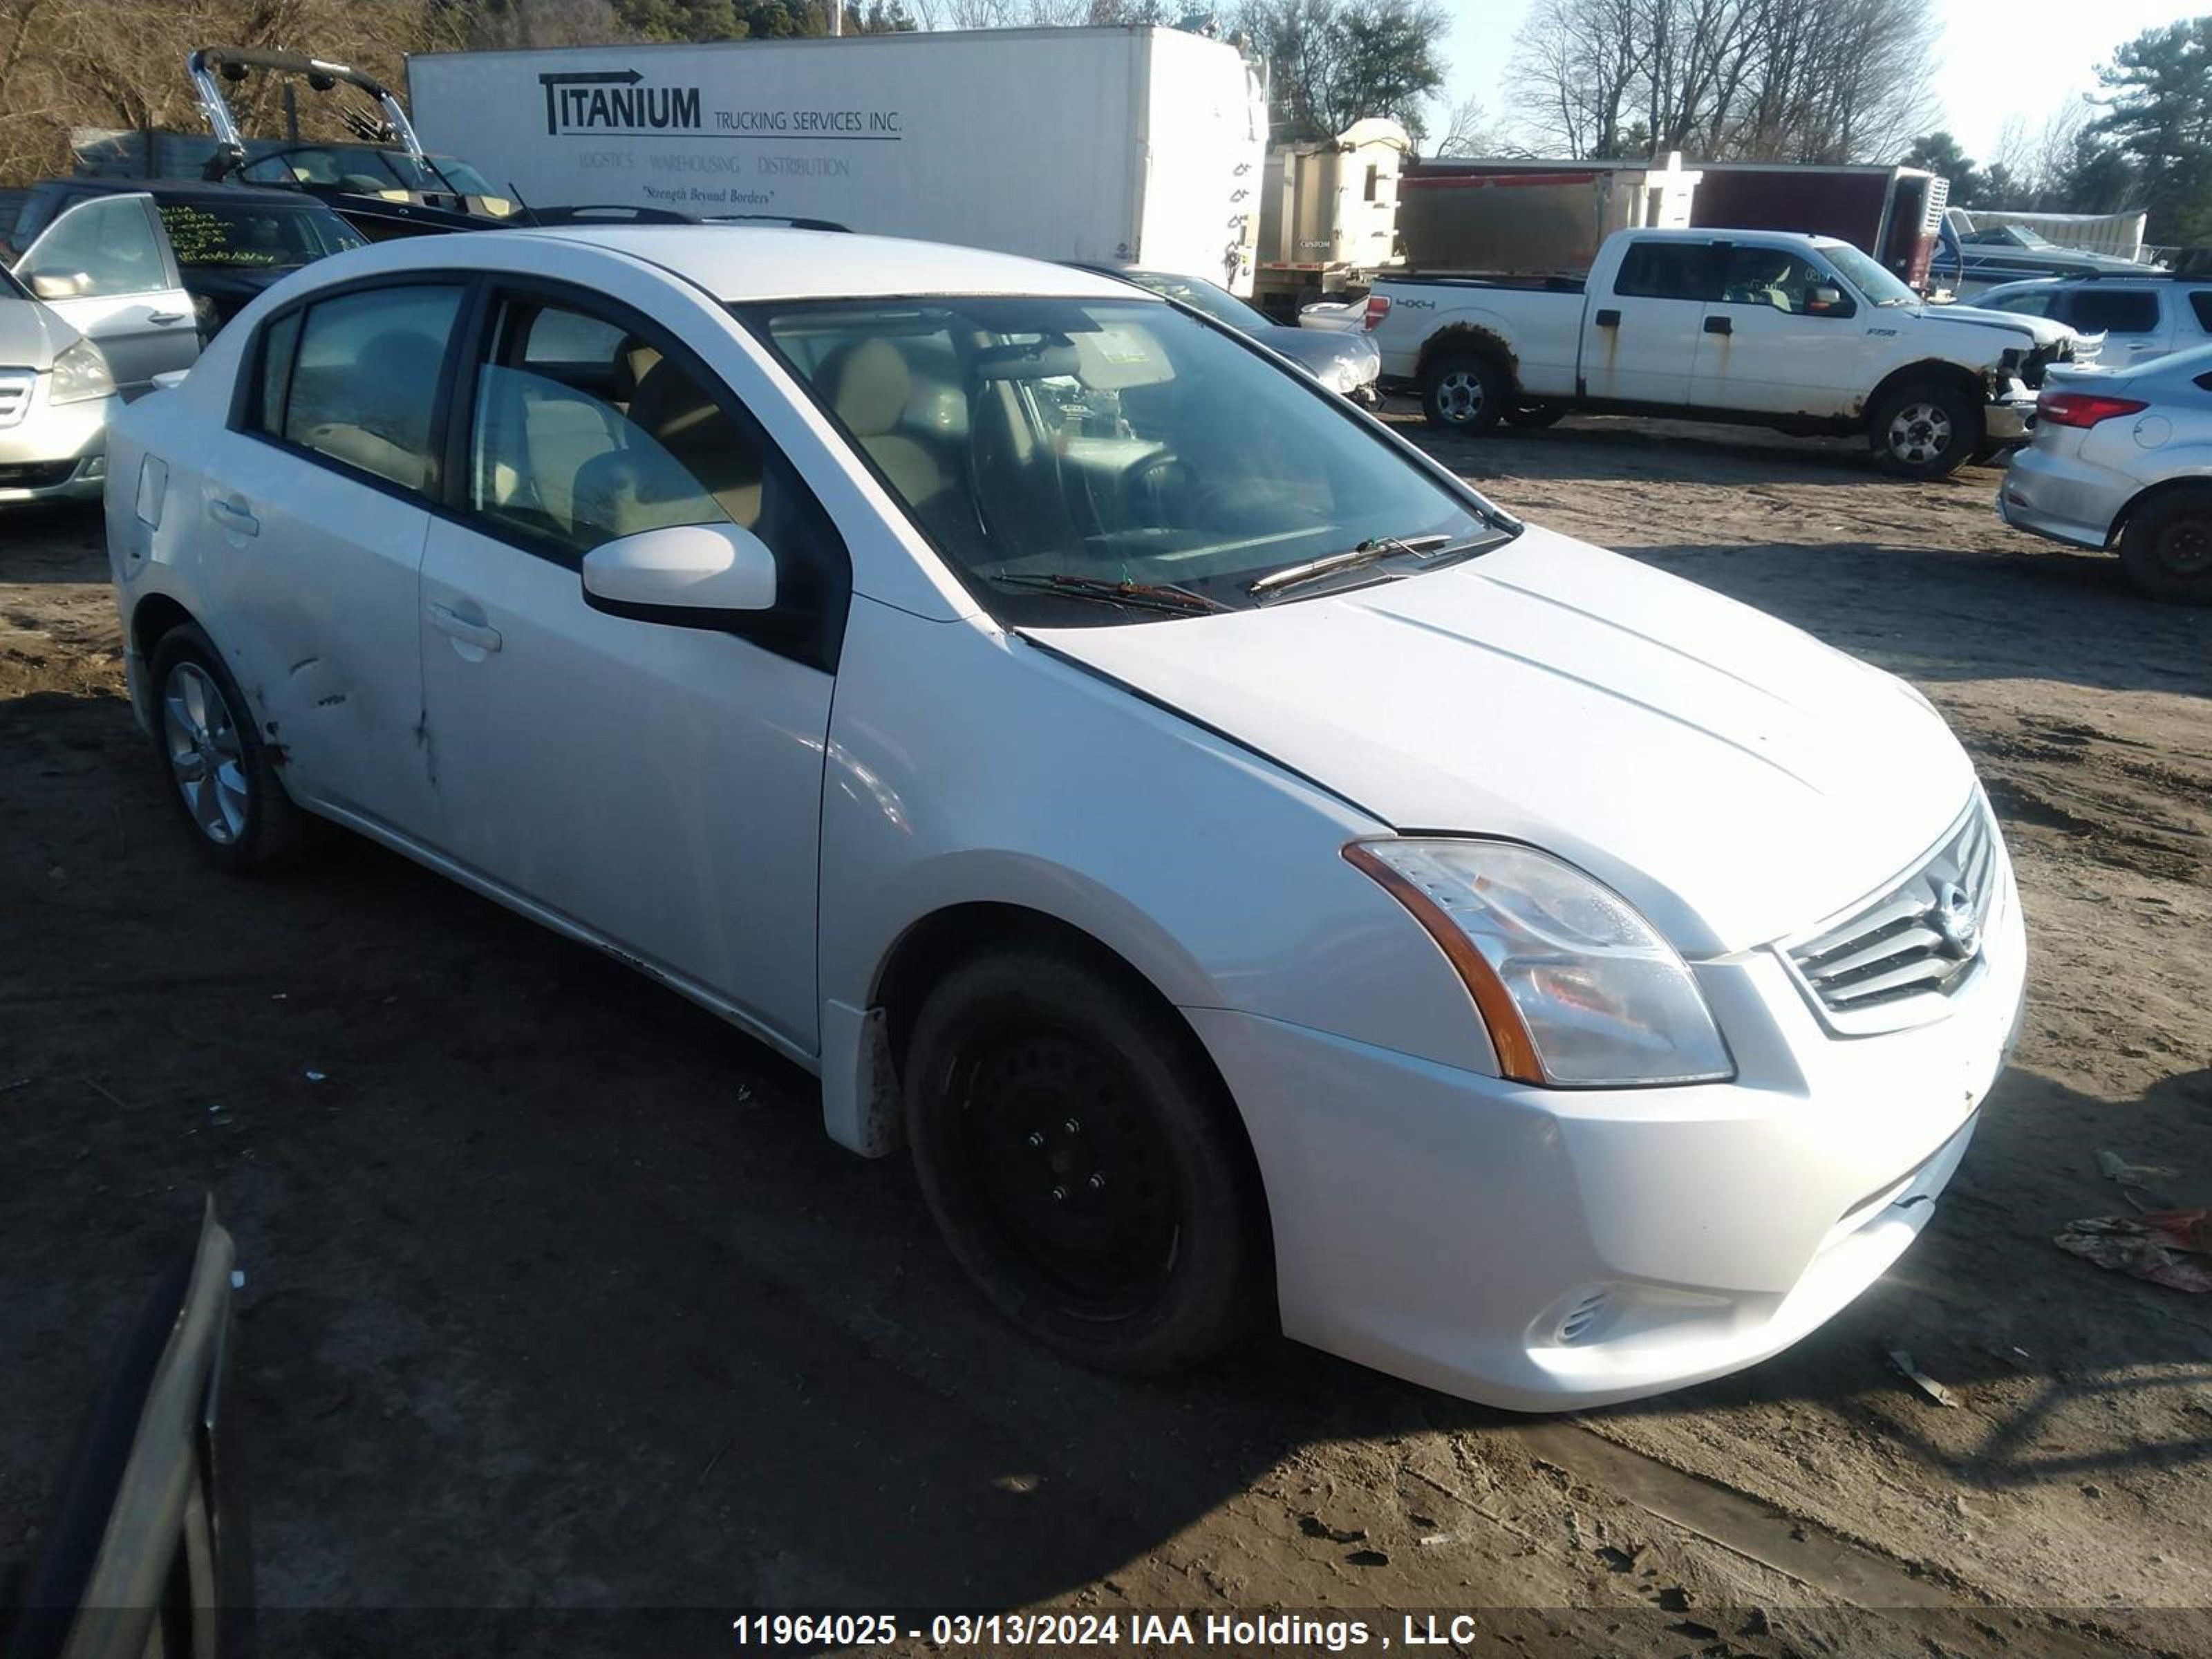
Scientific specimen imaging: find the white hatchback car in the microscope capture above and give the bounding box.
[104,229,2027,1409]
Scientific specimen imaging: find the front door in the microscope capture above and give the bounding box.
[1581,239,1724,406]
[13,194,198,395]
[1691,244,1873,418]
[415,288,843,1051]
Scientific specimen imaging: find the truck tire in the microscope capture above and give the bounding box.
[2119,488,2212,605]
[1868,379,1983,479]
[1421,353,1506,433]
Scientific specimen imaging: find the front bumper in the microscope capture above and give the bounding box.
[1190,830,2027,1412]
[1996,443,2131,550]
[0,387,114,505]
[1983,383,2037,445]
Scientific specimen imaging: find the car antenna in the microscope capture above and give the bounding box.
[507,179,541,228]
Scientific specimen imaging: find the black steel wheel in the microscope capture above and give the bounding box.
[904,948,1268,1372]
[2119,487,2212,605]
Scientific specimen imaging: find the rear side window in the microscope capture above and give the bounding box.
[1614,242,1723,302]
[2066,290,2160,335]
[265,284,463,494]
[2188,291,2212,332]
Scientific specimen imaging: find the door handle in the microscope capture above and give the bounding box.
[1704,315,1733,335]
[147,310,189,325]
[428,603,503,654]
[1594,308,1621,329]
[206,497,259,536]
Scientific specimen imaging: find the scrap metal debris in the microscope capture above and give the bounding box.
[2055,1208,2212,1293]
[1884,1348,1960,1408]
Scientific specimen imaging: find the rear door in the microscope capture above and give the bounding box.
[1691,243,1875,418]
[10,194,198,394]
[2060,286,2170,368]
[196,279,466,841]
[1582,239,1723,406]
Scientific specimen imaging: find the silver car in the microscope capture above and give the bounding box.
[1998,342,2212,603]
[0,261,120,505]
[1074,263,1383,405]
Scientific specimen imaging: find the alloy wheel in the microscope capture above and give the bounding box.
[1435,368,1485,424]
[162,661,250,845]
[1886,401,1953,467]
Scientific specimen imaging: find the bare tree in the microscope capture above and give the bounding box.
[1506,0,1938,162]
[1429,91,1494,158]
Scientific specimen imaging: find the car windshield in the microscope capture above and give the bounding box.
[743,295,1509,624]
[1117,268,1273,333]
[155,200,366,268]
[245,144,509,205]
[1824,243,1918,307]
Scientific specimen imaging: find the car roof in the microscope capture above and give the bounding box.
[45,176,330,208]
[516,225,1156,304]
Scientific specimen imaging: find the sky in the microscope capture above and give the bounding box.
[1440,0,2208,164]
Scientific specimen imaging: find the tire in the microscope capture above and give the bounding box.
[1420,352,1506,433]
[1503,403,1566,429]
[2119,489,2212,605]
[149,622,310,873]
[1869,378,1983,479]
[903,947,1268,1374]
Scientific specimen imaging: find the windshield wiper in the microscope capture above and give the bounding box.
[1248,533,1467,599]
[991,572,1231,615]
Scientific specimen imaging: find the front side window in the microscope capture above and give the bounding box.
[744,295,1510,626]
[468,299,767,556]
[2067,289,2160,335]
[1716,247,1848,314]
[1822,243,1918,308]
[274,284,462,493]
[1985,289,2056,317]
[17,196,169,299]
[1614,243,1723,302]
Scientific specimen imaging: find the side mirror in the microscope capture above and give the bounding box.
[581,521,777,624]
[28,272,88,301]
[1806,285,1852,317]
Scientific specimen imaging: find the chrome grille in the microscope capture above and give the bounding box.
[0,368,32,429]
[1783,799,2000,1035]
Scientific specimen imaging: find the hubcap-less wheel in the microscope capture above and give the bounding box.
[2153,517,2212,577]
[1886,401,1953,467]
[954,1025,1180,1319]
[1434,368,1485,425]
[162,661,250,845]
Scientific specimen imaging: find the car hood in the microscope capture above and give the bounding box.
[0,292,75,371]
[1266,325,1380,384]
[1022,525,1976,956]
[1917,301,2078,353]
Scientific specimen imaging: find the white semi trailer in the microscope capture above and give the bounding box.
[406,25,1268,293]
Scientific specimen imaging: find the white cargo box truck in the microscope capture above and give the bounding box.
[406,26,1268,292]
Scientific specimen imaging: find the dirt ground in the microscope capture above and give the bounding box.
[3,412,2208,1658]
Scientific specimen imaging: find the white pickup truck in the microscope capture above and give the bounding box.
[1360,228,2095,478]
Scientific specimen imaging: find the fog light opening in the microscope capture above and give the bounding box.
[1558,1288,1611,1346]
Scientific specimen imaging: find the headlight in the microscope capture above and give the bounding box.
[48,337,116,406]
[1345,839,1734,1087]
[1329,357,1366,394]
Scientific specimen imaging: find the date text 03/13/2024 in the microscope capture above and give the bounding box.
[730,1613,1490,1650]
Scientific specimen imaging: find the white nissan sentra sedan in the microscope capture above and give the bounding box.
[103,229,2026,1409]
